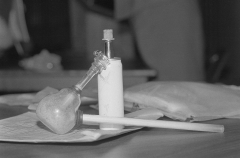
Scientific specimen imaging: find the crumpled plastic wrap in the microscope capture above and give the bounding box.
[124,81,240,122]
[19,49,62,72]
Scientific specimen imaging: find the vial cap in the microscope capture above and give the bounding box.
[103,29,114,40]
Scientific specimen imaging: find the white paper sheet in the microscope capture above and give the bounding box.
[0,108,163,143]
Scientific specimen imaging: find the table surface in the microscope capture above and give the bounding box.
[0,104,240,158]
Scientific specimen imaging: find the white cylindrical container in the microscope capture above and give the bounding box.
[98,58,124,130]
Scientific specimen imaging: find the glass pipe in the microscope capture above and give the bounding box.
[36,51,109,134]
[73,50,110,92]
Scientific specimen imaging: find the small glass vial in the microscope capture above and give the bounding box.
[98,29,124,130]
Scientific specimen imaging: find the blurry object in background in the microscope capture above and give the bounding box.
[0,93,35,106]
[19,49,62,72]
[115,0,205,81]
[9,0,31,56]
[206,50,230,83]
[0,0,13,57]
[78,0,114,18]
[0,16,12,55]
[0,0,71,69]
[76,0,138,63]
[24,0,71,53]
[0,0,32,59]
[201,0,240,85]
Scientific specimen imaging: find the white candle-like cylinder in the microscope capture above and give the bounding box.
[98,58,124,130]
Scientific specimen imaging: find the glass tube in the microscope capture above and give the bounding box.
[74,51,110,92]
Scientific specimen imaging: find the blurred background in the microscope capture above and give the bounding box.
[1,0,240,91]
[0,0,142,70]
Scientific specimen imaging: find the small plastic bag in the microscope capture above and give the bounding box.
[124,81,240,122]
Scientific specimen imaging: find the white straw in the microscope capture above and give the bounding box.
[83,114,224,133]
